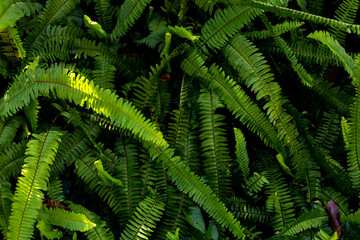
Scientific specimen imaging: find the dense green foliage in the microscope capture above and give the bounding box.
[1,0,360,239]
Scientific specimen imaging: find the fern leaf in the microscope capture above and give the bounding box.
[318,187,350,217]
[25,0,80,55]
[244,20,304,40]
[0,66,167,147]
[110,0,152,40]
[234,128,250,178]
[7,27,26,58]
[230,197,271,223]
[259,151,295,231]
[314,110,341,153]
[114,138,142,226]
[36,219,63,240]
[47,177,65,203]
[38,207,96,232]
[7,131,62,240]
[244,172,269,195]
[0,142,26,181]
[120,196,165,240]
[145,143,246,239]
[94,0,113,33]
[279,209,329,235]
[74,152,123,214]
[241,0,360,34]
[0,115,25,145]
[347,54,360,189]
[199,0,287,52]
[92,55,116,91]
[329,0,360,44]
[23,98,40,132]
[68,202,115,240]
[198,89,231,199]
[181,51,286,156]
[0,1,40,29]
[0,180,12,237]
[308,31,354,79]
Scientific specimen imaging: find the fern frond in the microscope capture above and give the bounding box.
[314,110,341,153]
[198,89,231,199]
[192,0,217,14]
[47,177,65,203]
[308,31,354,79]
[74,152,123,214]
[241,0,360,34]
[0,180,12,237]
[0,66,167,146]
[308,0,325,15]
[114,138,142,226]
[7,131,62,240]
[318,187,350,217]
[345,54,360,189]
[110,0,152,40]
[279,209,329,235]
[92,55,116,91]
[0,142,26,181]
[7,27,26,58]
[181,51,286,156]
[234,128,250,178]
[199,0,287,52]
[94,0,113,33]
[244,172,269,196]
[329,0,360,44]
[23,98,40,132]
[0,115,25,145]
[0,1,40,29]
[229,197,271,223]
[259,151,295,231]
[38,207,96,232]
[25,0,80,55]
[145,143,246,239]
[51,121,101,176]
[36,219,63,240]
[244,20,304,40]
[68,202,115,240]
[119,196,165,240]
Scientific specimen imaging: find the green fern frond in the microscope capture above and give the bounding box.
[94,0,113,33]
[151,81,171,124]
[0,66,167,146]
[0,115,26,145]
[110,0,152,40]
[38,207,96,232]
[198,89,232,199]
[0,180,12,237]
[47,177,65,203]
[230,197,271,223]
[0,1,40,30]
[192,0,217,14]
[114,138,142,226]
[7,27,25,58]
[234,128,250,178]
[68,202,115,240]
[181,51,286,156]
[259,151,295,231]
[120,196,165,240]
[0,142,26,181]
[308,0,325,15]
[346,54,360,189]
[329,0,360,44]
[84,15,107,39]
[308,31,354,79]
[7,131,62,240]
[92,55,116,91]
[25,0,80,55]
[341,116,350,150]
[244,172,269,196]
[51,121,101,176]
[23,99,40,132]
[36,219,63,240]
[318,187,350,217]
[74,152,123,214]
[241,0,360,34]
[145,143,246,239]
[279,209,328,235]
[199,0,285,52]
[314,110,341,153]
[244,20,304,40]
